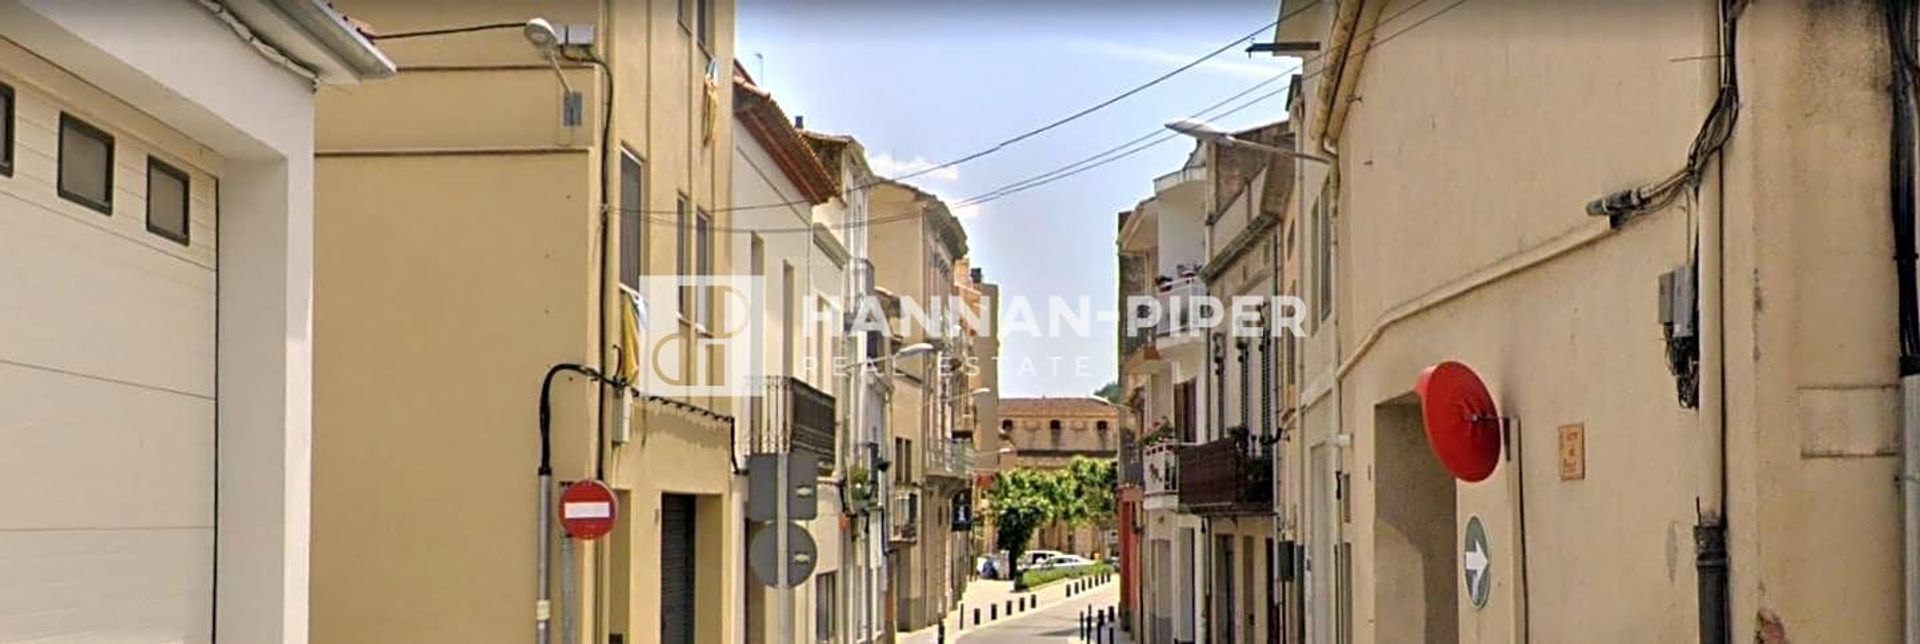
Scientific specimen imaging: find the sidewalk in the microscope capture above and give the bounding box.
[898,574,1123,644]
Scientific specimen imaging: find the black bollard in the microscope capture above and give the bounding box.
[1080,609,1089,641]
[1006,599,1014,615]
[937,620,946,644]
[973,608,981,627]
[990,604,998,620]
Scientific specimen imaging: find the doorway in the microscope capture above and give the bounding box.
[660,494,699,644]
[1374,399,1458,643]
[1214,535,1235,644]
[1306,443,1336,644]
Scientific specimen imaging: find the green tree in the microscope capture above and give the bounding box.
[1062,456,1118,528]
[984,468,1059,590]
[1093,381,1123,405]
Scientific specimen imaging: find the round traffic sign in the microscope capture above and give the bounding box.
[1463,515,1492,608]
[1416,361,1502,482]
[559,480,618,540]
[748,522,818,588]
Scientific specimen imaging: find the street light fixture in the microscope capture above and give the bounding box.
[1164,117,1332,164]
[521,18,560,52]
[943,387,993,403]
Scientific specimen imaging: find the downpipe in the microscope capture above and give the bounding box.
[1903,376,1920,644]
[1889,2,1920,641]
[1695,2,1736,643]
[538,473,553,644]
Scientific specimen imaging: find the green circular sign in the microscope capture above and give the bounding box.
[1463,515,1491,608]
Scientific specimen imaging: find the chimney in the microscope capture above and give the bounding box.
[970,268,984,283]
[794,115,805,129]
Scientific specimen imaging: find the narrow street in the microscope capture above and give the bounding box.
[935,585,1128,644]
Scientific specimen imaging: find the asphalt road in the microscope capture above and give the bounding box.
[947,586,1129,644]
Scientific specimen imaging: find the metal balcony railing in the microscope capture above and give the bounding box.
[1156,276,1207,339]
[1176,429,1273,516]
[750,376,838,476]
[890,486,920,542]
[926,440,974,480]
[1119,431,1145,486]
[1144,442,1181,497]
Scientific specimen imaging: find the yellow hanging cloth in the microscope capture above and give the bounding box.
[617,290,642,385]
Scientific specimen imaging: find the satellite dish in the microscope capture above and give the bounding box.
[1416,361,1502,482]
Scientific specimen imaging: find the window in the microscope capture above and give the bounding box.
[0,82,13,177]
[695,209,712,329]
[676,196,689,321]
[1238,339,1251,428]
[619,150,644,289]
[696,0,713,51]
[146,157,189,245]
[1048,420,1062,431]
[1001,419,1012,432]
[814,572,839,644]
[1313,182,1333,325]
[58,113,114,215]
[1097,420,1109,432]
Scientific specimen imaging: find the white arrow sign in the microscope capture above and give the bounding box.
[1463,515,1492,608]
[1464,541,1489,589]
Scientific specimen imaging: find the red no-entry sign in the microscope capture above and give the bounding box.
[559,480,618,540]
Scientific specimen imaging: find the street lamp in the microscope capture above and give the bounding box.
[844,342,935,371]
[942,387,993,403]
[1164,117,1332,164]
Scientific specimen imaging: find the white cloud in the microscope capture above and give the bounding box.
[1066,39,1299,81]
[951,203,984,221]
[869,153,961,183]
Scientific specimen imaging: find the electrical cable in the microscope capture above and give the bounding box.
[1588,0,1746,225]
[367,22,524,41]
[616,2,1327,218]
[638,0,1464,234]
[953,0,1465,209]
[1888,0,1920,372]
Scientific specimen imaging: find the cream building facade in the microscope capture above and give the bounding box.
[869,179,972,634]
[997,397,1122,558]
[1278,0,1917,642]
[731,65,851,644]
[311,2,741,643]
[0,2,390,642]
[1122,141,1219,644]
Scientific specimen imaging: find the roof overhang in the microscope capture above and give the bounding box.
[226,0,395,82]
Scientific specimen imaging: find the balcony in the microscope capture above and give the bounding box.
[1155,276,1207,341]
[926,439,974,480]
[750,376,838,476]
[890,485,921,543]
[1176,431,1273,516]
[1144,443,1180,497]
[1118,431,1144,487]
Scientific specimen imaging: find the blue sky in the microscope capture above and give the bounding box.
[740,0,1301,397]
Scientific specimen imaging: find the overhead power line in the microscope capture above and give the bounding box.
[636,0,1468,234]
[626,1,1325,218]
[951,0,1466,209]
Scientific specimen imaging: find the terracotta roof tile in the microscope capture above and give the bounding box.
[998,397,1121,418]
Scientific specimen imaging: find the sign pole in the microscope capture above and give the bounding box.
[778,451,793,644]
[560,536,576,644]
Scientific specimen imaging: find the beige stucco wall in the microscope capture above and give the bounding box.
[312,1,742,643]
[1288,0,1905,642]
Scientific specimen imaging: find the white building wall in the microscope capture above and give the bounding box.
[0,1,383,641]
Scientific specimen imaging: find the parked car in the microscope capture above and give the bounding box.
[1032,554,1096,571]
[1017,549,1065,570]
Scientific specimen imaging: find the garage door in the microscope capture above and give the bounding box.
[0,76,217,641]
[660,494,697,644]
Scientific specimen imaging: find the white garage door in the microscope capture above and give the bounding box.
[0,76,217,642]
